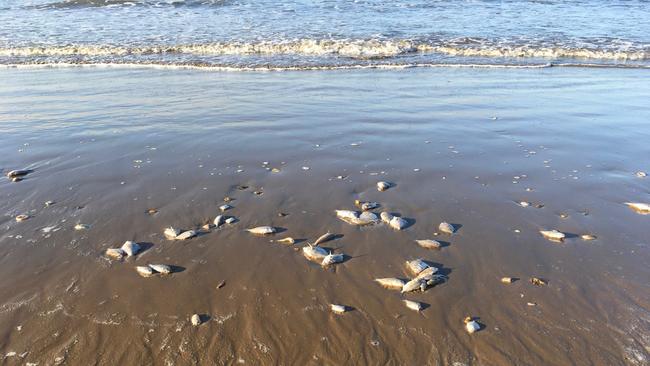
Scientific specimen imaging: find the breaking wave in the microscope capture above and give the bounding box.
[1,38,648,61]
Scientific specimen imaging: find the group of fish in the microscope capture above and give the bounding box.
[9,168,649,332]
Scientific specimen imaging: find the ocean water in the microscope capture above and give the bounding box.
[1,0,649,69]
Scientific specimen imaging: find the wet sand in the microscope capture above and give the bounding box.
[0,67,649,365]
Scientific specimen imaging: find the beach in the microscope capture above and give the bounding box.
[1,66,649,365]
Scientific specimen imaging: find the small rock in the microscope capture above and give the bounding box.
[389,216,408,230]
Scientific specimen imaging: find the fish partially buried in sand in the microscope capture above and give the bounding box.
[415,239,442,250]
[438,222,455,234]
[374,278,406,290]
[539,230,565,242]
[246,226,277,235]
[625,202,650,215]
[6,169,31,181]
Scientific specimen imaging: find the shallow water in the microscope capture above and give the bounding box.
[1,0,649,68]
[0,67,649,365]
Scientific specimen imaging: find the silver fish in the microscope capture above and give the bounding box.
[148,264,172,275]
[121,241,141,257]
[415,239,441,250]
[321,252,344,266]
[246,226,276,235]
[374,278,405,290]
[302,245,328,263]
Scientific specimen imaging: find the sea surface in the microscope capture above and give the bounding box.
[1,0,649,69]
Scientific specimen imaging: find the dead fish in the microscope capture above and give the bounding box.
[355,200,379,211]
[405,259,430,276]
[74,223,90,231]
[15,214,30,222]
[439,222,455,234]
[374,278,406,290]
[403,300,423,312]
[330,304,347,314]
[214,215,225,227]
[415,239,441,250]
[223,196,233,202]
[312,232,335,246]
[636,171,647,178]
[201,224,211,231]
[530,277,548,286]
[415,266,439,280]
[539,230,565,242]
[164,227,181,240]
[380,212,393,224]
[302,245,328,263]
[105,248,125,259]
[136,266,155,277]
[191,314,201,326]
[6,170,30,178]
[121,241,141,257]
[219,204,232,212]
[501,277,515,284]
[357,211,379,224]
[246,226,276,235]
[559,213,569,219]
[44,200,55,207]
[519,201,530,207]
[625,202,650,215]
[176,230,197,240]
[335,210,359,221]
[580,234,596,241]
[148,264,172,275]
[401,278,424,293]
[146,208,158,215]
[464,317,480,333]
[225,217,237,224]
[216,280,226,289]
[275,237,295,245]
[322,252,344,266]
[377,181,392,191]
[389,216,408,230]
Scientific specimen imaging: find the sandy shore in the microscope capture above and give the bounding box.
[0,67,649,365]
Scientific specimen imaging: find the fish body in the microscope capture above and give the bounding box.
[302,245,328,263]
[415,239,441,250]
[374,278,405,290]
[389,216,408,230]
[176,230,197,240]
[403,300,423,311]
[149,264,172,275]
[540,230,565,242]
[164,227,180,240]
[136,266,154,277]
[439,222,455,234]
[246,226,276,235]
[405,259,430,276]
[312,232,335,246]
[121,241,141,257]
[331,304,347,314]
[625,202,650,214]
[377,181,392,191]
[322,252,344,266]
